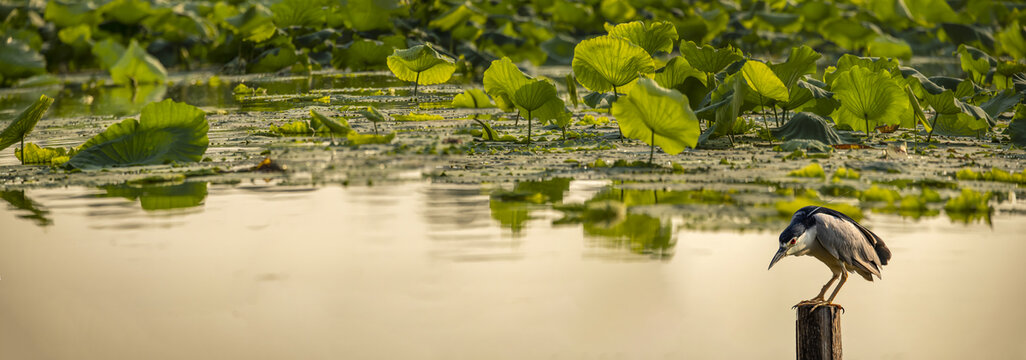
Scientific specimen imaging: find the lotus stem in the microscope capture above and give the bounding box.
[927,115,939,143]
[413,72,420,99]
[612,85,623,141]
[772,105,779,127]
[526,109,532,146]
[649,131,655,165]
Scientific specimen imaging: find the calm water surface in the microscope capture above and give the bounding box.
[1,180,1024,360]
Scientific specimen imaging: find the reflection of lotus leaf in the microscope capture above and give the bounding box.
[772,112,852,145]
[100,181,208,211]
[0,190,53,226]
[583,213,675,258]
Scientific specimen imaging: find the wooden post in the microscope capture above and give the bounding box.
[796,304,842,360]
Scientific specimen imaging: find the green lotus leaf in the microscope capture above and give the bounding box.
[903,85,931,132]
[248,43,299,73]
[680,41,742,74]
[44,0,100,28]
[772,112,853,145]
[770,46,821,92]
[110,40,168,86]
[956,44,996,84]
[226,4,277,43]
[1007,104,1026,148]
[866,34,913,60]
[653,56,707,92]
[347,131,396,145]
[513,79,558,112]
[92,38,126,70]
[741,60,789,103]
[0,38,46,85]
[980,90,1023,119]
[905,0,961,25]
[923,90,992,135]
[612,77,699,158]
[572,35,655,93]
[57,24,91,49]
[829,66,907,133]
[358,106,389,134]
[16,143,72,165]
[483,57,531,112]
[98,0,155,24]
[709,72,749,140]
[430,3,485,31]
[387,45,456,85]
[67,99,209,169]
[566,74,580,108]
[930,113,990,136]
[271,0,325,28]
[819,18,877,50]
[599,0,636,24]
[781,80,833,111]
[310,109,351,135]
[332,37,399,70]
[338,0,406,32]
[604,20,678,55]
[452,89,496,108]
[994,60,1026,90]
[0,95,54,152]
[997,20,1026,59]
[824,54,901,85]
[900,66,947,97]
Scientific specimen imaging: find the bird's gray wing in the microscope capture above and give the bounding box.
[812,213,884,279]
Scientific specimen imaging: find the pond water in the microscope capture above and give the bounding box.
[1,180,1024,360]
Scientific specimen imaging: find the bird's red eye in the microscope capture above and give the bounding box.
[789,238,797,245]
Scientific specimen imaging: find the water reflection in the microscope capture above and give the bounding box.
[97,181,208,211]
[0,189,53,226]
[0,71,415,118]
[488,178,571,235]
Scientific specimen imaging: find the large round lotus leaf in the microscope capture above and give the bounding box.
[829,66,907,133]
[513,79,558,112]
[771,112,851,145]
[572,35,655,93]
[0,95,54,151]
[1007,105,1026,148]
[387,45,456,85]
[653,56,706,91]
[604,20,678,55]
[770,45,821,91]
[67,99,209,169]
[483,57,531,112]
[740,60,789,103]
[110,40,168,86]
[0,38,47,83]
[452,89,496,108]
[612,77,699,155]
[679,41,742,74]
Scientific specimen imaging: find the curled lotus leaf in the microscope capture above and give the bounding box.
[387,44,456,85]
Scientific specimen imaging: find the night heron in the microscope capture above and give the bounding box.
[768,206,892,309]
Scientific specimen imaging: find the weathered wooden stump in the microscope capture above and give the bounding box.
[795,304,842,360]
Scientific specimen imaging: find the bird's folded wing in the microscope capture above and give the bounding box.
[813,213,883,278]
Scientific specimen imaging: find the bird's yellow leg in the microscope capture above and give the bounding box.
[792,272,839,308]
[811,271,848,313]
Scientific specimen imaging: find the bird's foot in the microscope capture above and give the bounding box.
[791,298,825,309]
[809,302,845,314]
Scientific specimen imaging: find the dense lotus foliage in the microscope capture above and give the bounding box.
[1,0,1026,169]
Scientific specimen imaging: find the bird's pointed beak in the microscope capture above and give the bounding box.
[767,246,787,270]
